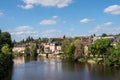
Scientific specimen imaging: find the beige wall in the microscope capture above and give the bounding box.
[12,47,25,53]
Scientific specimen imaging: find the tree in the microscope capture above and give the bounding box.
[0,30,1,49]
[102,33,107,37]
[1,32,12,48]
[93,34,96,37]
[38,37,42,43]
[88,44,97,57]
[66,44,75,58]
[61,38,71,53]
[88,39,111,58]
[30,45,37,56]
[1,44,11,54]
[61,38,71,58]
[0,29,1,35]
[0,30,13,79]
[26,36,34,42]
[20,39,25,43]
[105,42,120,66]
[74,39,84,60]
[24,46,30,56]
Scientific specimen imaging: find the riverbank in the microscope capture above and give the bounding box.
[38,53,61,58]
[78,58,103,64]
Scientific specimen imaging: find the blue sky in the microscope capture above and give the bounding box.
[0,0,120,41]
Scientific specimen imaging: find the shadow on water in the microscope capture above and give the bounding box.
[61,61,120,80]
[2,65,13,80]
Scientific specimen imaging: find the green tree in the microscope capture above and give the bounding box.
[24,46,30,56]
[73,39,84,60]
[88,43,97,57]
[61,38,73,53]
[105,42,120,66]
[38,37,42,43]
[26,36,34,42]
[0,29,1,34]
[0,32,12,48]
[101,33,107,37]
[65,44,75,58]
[0,30,13,79]
[89,39,111,58]
[1,44,11,54]
[30,45,37,56]
[0,30,2,50]
[0,43,13,79]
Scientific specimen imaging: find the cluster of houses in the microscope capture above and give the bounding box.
[12,38,63,55]
[12,35,120,56]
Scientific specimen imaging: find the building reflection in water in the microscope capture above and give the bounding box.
[13,57,25,65]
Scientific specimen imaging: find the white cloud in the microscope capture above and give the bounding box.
[17,4,34,9]
[40,19,57,26]
[52,16,58,19]
[11,31,37,36]
[89,22,113,33]
[104,5,120,15]
[0,11,3,17]
[43,29,60,34]
[102,22,113,26]
[16,26,33,31]
[80,18,92,23]
[42,29,61,38]
[89,22,120,34]
[9,26,38,41]
[19,0,73,9]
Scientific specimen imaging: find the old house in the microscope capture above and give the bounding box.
[12,44,26,54]
[43,42,62,54]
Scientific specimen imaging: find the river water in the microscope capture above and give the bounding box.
[10,57,120,80]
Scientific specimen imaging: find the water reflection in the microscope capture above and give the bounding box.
[13,56,38,65]
[11,57,120,80]
[3,67,13,80]
[24,56,37,63]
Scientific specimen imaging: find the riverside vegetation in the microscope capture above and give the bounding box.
[61,37,120,66]
[14,34,120,66]
[0,29,13,80]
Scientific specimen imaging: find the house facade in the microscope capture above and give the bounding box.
[43,42,62,54]
[12,45,25,54]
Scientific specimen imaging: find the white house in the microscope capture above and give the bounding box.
[43,42,62,54]
[12,46,25,54]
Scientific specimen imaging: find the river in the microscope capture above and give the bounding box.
[10,57,120,80]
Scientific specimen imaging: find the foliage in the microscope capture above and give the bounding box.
[88,38,120,66]
[30,45,37,56]
[101,33,107,37]
[74,39,84,60]
[105,42,120,66]
[61,38,73,53]
[88,39,111,57]
[0,32,12,49]
[1,44,11,54]
[26,36,34,42]
[24,46,30,56]
[24,45,37,57]
[88,44,97,57]
[65,44,75,58]
[0,31,13,79]
[38,37,42,43]
[61,38,84,60]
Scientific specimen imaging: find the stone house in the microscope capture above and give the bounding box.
[12,44,26,54]
[43,42,62,54]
